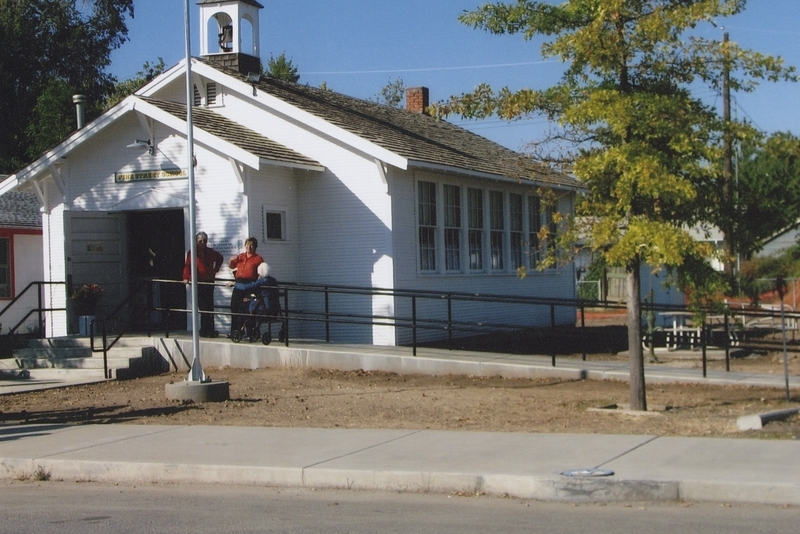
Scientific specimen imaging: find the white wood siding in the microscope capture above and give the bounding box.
[67,116,191,212]
[245,165,300,283]
[296,160,394,344]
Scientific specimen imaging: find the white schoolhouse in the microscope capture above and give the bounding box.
[0,0,581,345]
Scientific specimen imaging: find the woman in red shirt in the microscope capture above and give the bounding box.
[228,237,264,338]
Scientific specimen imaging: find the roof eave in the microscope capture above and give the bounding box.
[259,158,325,173]
[407,160,583,191]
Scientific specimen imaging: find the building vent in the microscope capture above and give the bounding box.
[207,83,217,105]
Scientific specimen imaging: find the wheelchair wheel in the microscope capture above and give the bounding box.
[231,330,243,343]
[261,331,272,345]
[278,327,286,343]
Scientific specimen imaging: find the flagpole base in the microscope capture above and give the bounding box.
[166,380,229,403]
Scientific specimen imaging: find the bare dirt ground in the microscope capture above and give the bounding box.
[1,317,799,439]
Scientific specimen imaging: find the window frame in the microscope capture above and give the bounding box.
[467,187,484,272]
[417,181,437,272]
[489,190,505,271]
[415,179,561,276]
[509,193,524,270]
[443,184,462,272]
[527,195,542,269]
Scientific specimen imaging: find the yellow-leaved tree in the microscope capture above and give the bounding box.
[433,0,796,411]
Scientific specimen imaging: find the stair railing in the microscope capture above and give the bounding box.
[0,281,66,337]
[90,279,151,379]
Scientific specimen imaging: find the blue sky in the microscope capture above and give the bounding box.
[109,0,799,151]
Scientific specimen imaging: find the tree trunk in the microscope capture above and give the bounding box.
[627,258,647,411]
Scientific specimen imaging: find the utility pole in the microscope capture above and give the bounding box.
[722,32,735,280]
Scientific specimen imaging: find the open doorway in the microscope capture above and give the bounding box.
[127,209,186,331]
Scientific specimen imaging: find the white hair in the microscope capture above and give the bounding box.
[257,262,270,277]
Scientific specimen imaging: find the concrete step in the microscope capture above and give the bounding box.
[11,347,94,360]
[7,342,167,381]
[0,355,138,370]
[20,367,111,380]
[27,336,158,349]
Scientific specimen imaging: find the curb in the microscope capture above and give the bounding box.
[5,458,799,506]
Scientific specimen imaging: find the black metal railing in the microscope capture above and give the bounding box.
[89,278,154,379]
[0,281,66,337]
[9,279,799,381]
[640,300,800,378]
[151,279,795,366]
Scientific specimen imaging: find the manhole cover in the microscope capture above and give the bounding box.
[560,468,614,477]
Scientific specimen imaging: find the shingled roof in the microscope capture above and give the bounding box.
[201,62,581,189]
[141,97,322,169]
[0,186,42,229]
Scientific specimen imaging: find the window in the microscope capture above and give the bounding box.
[489,191,504,270]
[467,188,483,270]
[443,184,461,271]
[509,193,523,269]
[528,195,541,268]
[415,182,560,275]
[0,238,9,298]
[265,211,286,240]
[418,181,437,271]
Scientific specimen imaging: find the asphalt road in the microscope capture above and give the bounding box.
[0,482,796,534]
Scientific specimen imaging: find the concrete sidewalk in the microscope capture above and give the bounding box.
[1,423,798,505]
[1,338,798,505]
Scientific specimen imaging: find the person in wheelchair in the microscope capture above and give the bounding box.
[232,262,281,343]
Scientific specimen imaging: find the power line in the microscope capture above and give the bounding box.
[300,60,558,76]
[452,118,550,131]
[724,25,800,37]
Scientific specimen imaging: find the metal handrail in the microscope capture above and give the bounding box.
[90,279,153,379]
[47,277,798,381]
[0,281,66,336]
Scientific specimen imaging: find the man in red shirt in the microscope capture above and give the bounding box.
[182,231,224,338]
[228,237,264,338]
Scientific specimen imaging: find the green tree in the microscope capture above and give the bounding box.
[373,77,406,108]
[105,58,166,109]
[434,0,795,410]
[264,52,300,83]
[0,0,135,173]
[24,79,80,156]
[733,132,800,258]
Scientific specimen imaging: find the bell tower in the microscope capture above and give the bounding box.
[198,0,263,74]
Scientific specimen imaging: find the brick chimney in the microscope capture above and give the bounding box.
[405,87,429,114]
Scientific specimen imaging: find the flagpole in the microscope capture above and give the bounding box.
[185,0,203,382]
